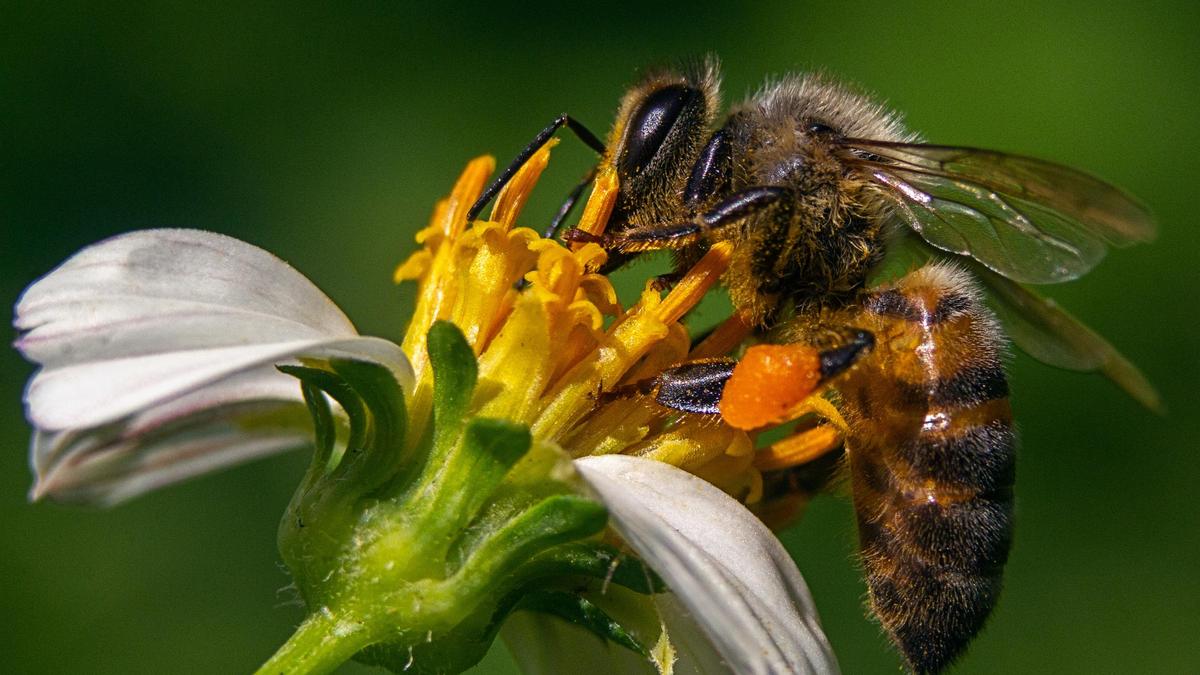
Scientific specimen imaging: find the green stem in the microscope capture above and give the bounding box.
[254,607,376,675]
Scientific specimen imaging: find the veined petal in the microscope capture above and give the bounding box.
[15,228,357,366]
[24,335,408,431]
[15,228,413,504]
[30,370,310,505]
[575,455,839,675]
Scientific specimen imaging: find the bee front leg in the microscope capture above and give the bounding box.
[564,185,791,253]
[468,114,606,223]
[543,166,597,239]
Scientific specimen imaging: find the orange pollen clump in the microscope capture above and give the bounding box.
[719,344,823,430]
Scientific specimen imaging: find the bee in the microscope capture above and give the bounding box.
[470,59,1158,673]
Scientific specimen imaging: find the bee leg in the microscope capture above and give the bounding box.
[718,329,874,430]
[682,127,733,208]
[598,358,735,413]
[467,114,606,223]
[564,185,790,253]
[564,220,706,252]
[543,166,598,239]
[627,329,873,420]
[652,358,737,414]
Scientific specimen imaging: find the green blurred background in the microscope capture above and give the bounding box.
[3,2,1198,672]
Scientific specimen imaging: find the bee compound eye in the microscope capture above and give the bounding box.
[618,84,704,176]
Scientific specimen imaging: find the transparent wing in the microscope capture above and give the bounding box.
[845,139,1156,284]
[871,233,1162,412]
[973,262,1162,413]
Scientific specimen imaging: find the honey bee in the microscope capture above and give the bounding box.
[471,59,1158,673]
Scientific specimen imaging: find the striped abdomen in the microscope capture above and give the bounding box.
[837,263,1016,673]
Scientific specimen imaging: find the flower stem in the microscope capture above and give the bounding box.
[254,607,375,675]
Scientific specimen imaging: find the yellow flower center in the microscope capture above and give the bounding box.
[394,145,763,503]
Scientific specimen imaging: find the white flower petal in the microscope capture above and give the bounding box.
[655,594,738,675]
[24,335,408,431]
[15,228,356,366]
[15,228,413,504]
[575,454,839,675]
[30,384,311,506]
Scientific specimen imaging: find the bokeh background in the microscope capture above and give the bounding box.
[3,2,1198,672]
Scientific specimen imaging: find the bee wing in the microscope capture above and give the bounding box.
[872,233,1162,413]
[845,139,1157,284]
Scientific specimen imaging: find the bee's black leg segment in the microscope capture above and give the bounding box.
[543,166,598,239]
[653,358,737,415]
[567,183,788,254]
[818,330,875,380]
[569,185,791,254]
[467,114,606,223]
[610,222,705,252]
[563,222,704,252]
[597,375,661,405]
[597,358,736,415]
[699,186,791,228]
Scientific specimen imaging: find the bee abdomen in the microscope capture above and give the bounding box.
[856,422,1015,673]
[845,263,1015,673]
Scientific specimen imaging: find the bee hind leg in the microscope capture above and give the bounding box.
[610,328,873,423]
[600,358,736,414]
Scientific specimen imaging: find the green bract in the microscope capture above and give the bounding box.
[262,321,655,674]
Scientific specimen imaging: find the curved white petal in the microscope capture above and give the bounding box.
[14,228,413,504]
[24,335,408,431]
[575,455,839,675]
[15,228,355,363]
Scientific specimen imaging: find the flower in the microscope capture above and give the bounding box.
[14,144,837,674]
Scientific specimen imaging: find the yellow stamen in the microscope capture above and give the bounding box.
[394,152,787,508]
[490,140,557,229]
[655,242,732,324]
[689,311,753,360]
[571,165,618,245]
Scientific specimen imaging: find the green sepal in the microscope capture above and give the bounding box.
[518,590,649,657]
[328,359,410,491]
[267,322,650,675]
[529,542,664,595]
[277,364,366,472]
[408,417,533,553]
[427,320,478,450]
[330,359,407,452]
[451,495,608,600]
[299,379,337,468]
